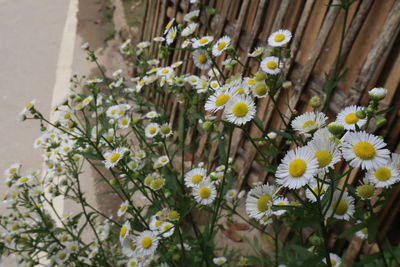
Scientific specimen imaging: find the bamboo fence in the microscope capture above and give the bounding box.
[137,0,400,262]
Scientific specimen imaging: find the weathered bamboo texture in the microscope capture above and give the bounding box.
[139,0,400,261]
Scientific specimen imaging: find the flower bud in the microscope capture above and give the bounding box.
[309,95,321,109]
[255,71,267,82]
[368,87,387,101]
[177,24,184,31]
[328,122,344,136]
[109,178,117,185]
[375,117,387,128]
[356,110,366,119]
[202,121,213,131]
[356,184,375,200]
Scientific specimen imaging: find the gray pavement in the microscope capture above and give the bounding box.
[0,0,70,264]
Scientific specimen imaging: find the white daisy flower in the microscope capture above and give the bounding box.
[150,176,165,191]
[249,46,266,58]
[205,89,235,113]
[308,137,341,173]
[251,82,269,98]
[127,257,142,267]
[135,150,146,160]
[193,36,214,48]
[212,36,231,56]
[245,183,276,220]
[268,29,292,47]
[157,67,174,77]
[181,39,192,48]
[366,163,400,188]
[213,257,227,265]
[166,27,177,45]
[153,36,165,42]
[272,197,289,216]
[171,61,183,68]
[275,146,319,189]
[181,23,198,37]
[266,131,277,140]
[392,153,400,171]
[16,175,33,186]
[341,131,390,170]
[193,49,211,70]
[4,163,21,177]
[355,224,368,240]
[164,18,175,35]
[137,41,150,49]
[117,200,129,217]
[336,105,366,131]
[260,56,283,75]
[305,179,328,202]
[118,116,131,129]
[121,236,137,257]
[328,191,355,221]
[145,123,160,138]
[149,216,163,231]
[225,189,237,200]
[103,147,127,169]
[322,253,342,267]
[368,87,387,100]
[119,221,131,244]
[291,112,328,136]
[159,222,174,238]
[18,262,29,267]
[144,111,158,119]
[193,181,217,205]
[184,10,200,22]
[54,249,70,265]
[159,123,173,138]
[185,167,208,187]
[224,95,256,125]
[209,80,220,90]
[154,155,170,168]
[136,231,159,256]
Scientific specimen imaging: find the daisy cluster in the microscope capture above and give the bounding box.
[1,2,398,267]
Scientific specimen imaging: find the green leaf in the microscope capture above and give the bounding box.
[367,215,379,243]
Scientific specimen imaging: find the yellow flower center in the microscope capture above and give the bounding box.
[144,177,154,186]
[302,120,316,129]
[59,252,66,260]
[120,226,127,237]
[19,177,29,183]
[64,113,71,119]
[110,109,116,115]
[9,168,17,174]
[151,178,164,190]
[334,200,348,215]
[374,167,391,181]
[141,236,152,249]
[197,54,207,64]
[130,260,138,266]
[247,79,256,85]
[168,211,180,220]
[199,187,211,198]
[232,102,248,117]
[161,69,169,74]
[331,259,337,266]
[257,194,272,212]
[274,33,285,42]
[121,118,129,125]
[313,185,325,196]
[345,113,359,124]
[199,38,208,44]
[255,84,268,96]
[110,153,121,163]
[217,41,226,51]
[354,141,375,160]
[235,88,245,94]
[120,205,127,212]
[160,125,170,134]
[288,159,307,177]
[191,174,203,184]
[155,220,162,227]
[163,224,172,231]
[215,94,230,106]
[314,150,332,168]
[25,103,33,109]
[266,61,277,70]
[161,157,168,162]
[361,227,368,234]
[149,127,156,134]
